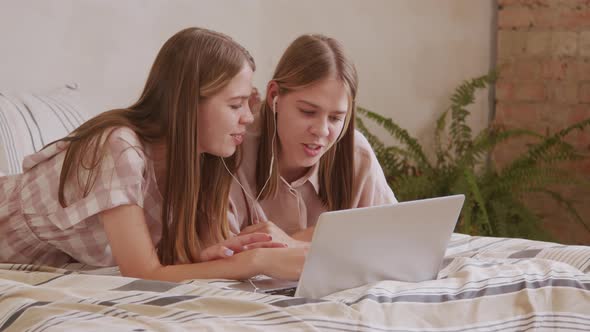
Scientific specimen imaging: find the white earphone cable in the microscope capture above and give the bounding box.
[221,97,278,222]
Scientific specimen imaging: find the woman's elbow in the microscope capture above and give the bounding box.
[119,263,164,280]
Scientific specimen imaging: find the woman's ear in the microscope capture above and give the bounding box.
[266,81,280,112]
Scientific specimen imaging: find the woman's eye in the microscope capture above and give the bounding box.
[330,116,343,122]
[300,109,315,116]
[230,104,241,110]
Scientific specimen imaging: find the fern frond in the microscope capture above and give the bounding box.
[538,189,590,233]
[459,196,474,234]
[504,118,590,175]
[463,168,492,234]
[357,116,411,181]
[488,196,511,237]
[460,127,544,167]
[503,198,551,241]
[449,72,496,156]
[493,166,584,196]
[391,174,437,201]
[434,109,450,166]
[357,106,432,171]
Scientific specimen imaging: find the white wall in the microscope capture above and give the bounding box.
[0,0,493,154]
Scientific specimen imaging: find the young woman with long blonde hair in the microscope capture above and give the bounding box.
[0,28,306,281]
[228,34,397,246]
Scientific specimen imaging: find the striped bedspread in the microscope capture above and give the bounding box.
[1,233,589,331]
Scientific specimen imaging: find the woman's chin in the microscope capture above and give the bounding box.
[221,148,237,158]
[205,146,236,159]
[299,156,321,168]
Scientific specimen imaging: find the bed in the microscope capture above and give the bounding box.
[1,87,589,331]
[1,233,589,331]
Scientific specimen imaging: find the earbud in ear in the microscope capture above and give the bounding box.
[272,96,278,113]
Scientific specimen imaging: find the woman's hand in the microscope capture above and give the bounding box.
[200,233,287,262]
[237,247,309,281]
[240,221,309,249]
[101,205,298,282]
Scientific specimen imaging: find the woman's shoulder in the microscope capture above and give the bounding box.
[352,129,386,178]
[21,126,145,173]
[352,129,375,161]
[103,127,148,163]
[351,130,398,205]
[105,127,144,150]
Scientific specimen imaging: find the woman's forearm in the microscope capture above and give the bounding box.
[128,254,260,282]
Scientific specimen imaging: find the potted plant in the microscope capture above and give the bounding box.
[356,73,590,240]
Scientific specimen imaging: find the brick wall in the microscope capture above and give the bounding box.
[495,0,590,244]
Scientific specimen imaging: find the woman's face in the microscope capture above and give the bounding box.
[274,78,349,179]
[197,63,255,157]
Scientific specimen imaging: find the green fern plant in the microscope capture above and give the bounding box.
[356,72,590,240]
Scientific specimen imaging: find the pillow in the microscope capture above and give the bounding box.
[0,84,90,175]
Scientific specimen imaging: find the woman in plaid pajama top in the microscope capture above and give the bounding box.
[0,28,307,282]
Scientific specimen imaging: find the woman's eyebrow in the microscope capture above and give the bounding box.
[227,95,249,102]
[297,100,346,113]
[296,100,320,108]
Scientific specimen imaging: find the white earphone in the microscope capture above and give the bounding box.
[220,94,278,222]
[272,95,278,114]
[268,95,278,172]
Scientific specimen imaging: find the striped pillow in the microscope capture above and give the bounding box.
[0,84,89,175]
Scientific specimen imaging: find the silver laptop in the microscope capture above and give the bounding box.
[232,194,465,299]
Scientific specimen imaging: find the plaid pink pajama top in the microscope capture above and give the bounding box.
[0,127,163,267]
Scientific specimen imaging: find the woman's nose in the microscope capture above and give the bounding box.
[310,117,329,137]
[241,105,254,124]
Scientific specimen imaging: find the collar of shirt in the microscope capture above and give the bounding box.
[281,162,320,194]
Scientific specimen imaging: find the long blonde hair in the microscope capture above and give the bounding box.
[56,27,255,265]
[256,34,358,210]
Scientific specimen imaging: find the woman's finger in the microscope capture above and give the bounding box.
[243,241,288,251]
[200,245,234,262]
[223,233,273,252]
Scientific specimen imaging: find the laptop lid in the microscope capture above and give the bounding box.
[294,194,465,299]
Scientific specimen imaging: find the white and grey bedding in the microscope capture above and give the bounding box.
[0,84,88,175]
[1,233,589,331]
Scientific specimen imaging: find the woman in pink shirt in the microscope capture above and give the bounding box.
[228,34,397,246]
[0,28,306,281]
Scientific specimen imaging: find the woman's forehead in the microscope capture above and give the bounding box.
[219,64,254,99]
[287,79,349,112]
